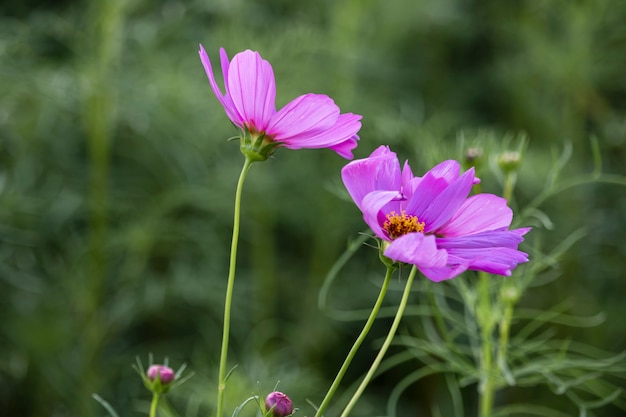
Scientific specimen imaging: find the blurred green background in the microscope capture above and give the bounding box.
[1,0,625,416]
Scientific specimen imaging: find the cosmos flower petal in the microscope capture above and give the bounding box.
[438,194,513,237]
[437,230,529,276]
[418,263,470,282]
[342,146,402,210]
[415,167,476,232]
[267,94,338,141]
[401,161,416,200]
[328,135,359,159]
[405,160,461,217]
[450,248,528,276]
[512,227,532,236]
[199,45,243,126]
[361,190,404,239]
[227,50,276,132]
[437,229,528,250]
[280,112,362,156]
[424,160,461,183]
[385,233,447,267]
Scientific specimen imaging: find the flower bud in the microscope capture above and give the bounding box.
[147,364,175,384]
[464,147,484,170]
[497,150,522,174]
[265,391,293,417]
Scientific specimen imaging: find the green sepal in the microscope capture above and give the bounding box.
[239,127,280,161]
[378,240,401,270]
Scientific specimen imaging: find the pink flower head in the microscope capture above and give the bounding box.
[199,45,362,159]
[147,364,175,384]
[265,391,293,417]
[341,146,530,281]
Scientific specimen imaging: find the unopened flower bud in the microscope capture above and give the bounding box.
[265,391,293,417]
[497,151,522,174]
[147,364,175,384]
[501,286,520,303]
[464,147,484,169]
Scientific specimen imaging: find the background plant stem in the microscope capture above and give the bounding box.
[80,1,125,415]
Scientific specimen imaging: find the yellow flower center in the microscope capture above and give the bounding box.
[383,210,425,239]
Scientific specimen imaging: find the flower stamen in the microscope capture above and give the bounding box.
[383,210,425,239]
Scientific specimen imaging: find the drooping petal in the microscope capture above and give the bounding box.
[384,233,447,268]
[360,190,403,239]
[227,50,276,132]
[199,45,243,125]
[448,248,528,276]
[328,135,359,159]
[437,229,527,250]
[384,233,470,281]
[418,263,469,282]
[281,113,362,152]
[437,229,529,276]
[342,146,402,210]
[438,194,513,238]
[267,94,338,141]
[409,167,476,233]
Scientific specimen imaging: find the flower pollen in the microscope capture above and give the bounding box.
[383,211,425,239]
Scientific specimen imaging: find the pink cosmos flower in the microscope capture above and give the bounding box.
[341,145,530,281]
[199,45,362,159]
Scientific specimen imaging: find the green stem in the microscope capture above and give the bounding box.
[428,286,457,351]
[216,157,255,417]
[497,299,514,374]
[496,170,517,384]
[502,172,516,203]
[339,266,418,417]
[314,266,395,417]
[478,272,495,417]
[149,393,160,417]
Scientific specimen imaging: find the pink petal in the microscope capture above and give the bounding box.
[341,146,402,210]
[329,135,359,159]
[437,230,527,250]
[422,160,461,183]
[281,113,362,151]
[449,248,528,276]
[437,230,529,276]
[199,45,243,126]
[438,194,513,238]
[401,161,416,201]
[385,233,470,281]
[267,94,338,141]
[227,50,276,132]
[384,233,448,268]
[409,167,476,233]
[405,161,460,217]
[418,263,469,282]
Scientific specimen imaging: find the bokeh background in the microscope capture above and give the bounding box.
[1,0,625,416]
